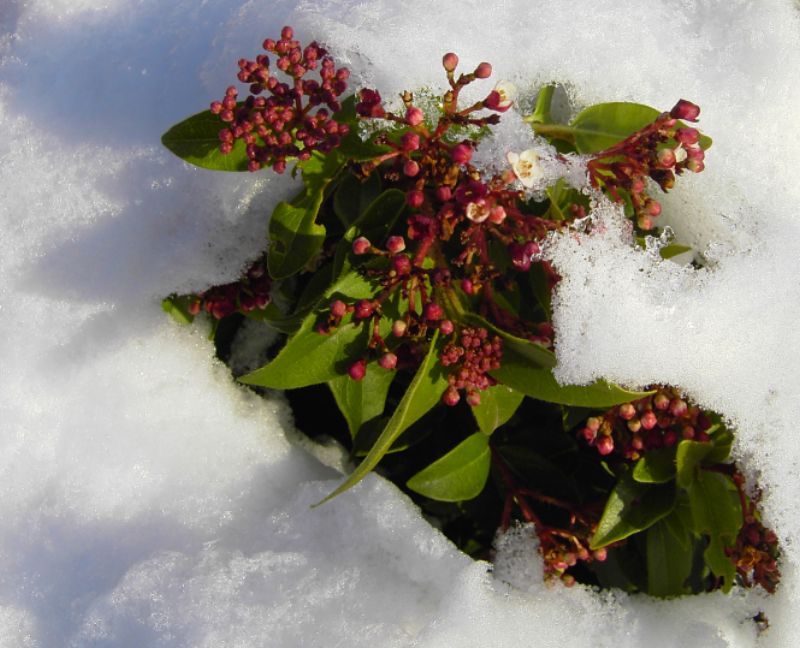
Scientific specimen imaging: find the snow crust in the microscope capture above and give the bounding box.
[2,0,800,645]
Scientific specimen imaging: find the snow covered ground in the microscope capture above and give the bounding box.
[2,0,800,645]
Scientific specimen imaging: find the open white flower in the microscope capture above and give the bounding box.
[465,199,491,223]
[506,149,545,188]
[493,80,517,110]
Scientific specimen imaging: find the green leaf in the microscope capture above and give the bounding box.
[333,172,382,228]
[334,96,393,161]
[344,189,407,246]
[471,385,525,435]
[267,150,347,280]
[161,295,196,325]
[317,331,448,505]
[706,429,733,464]
[238,267,379,389]
[664,493,694,550]
[687,470,742,591]
[571,103,662,154]
[328,366,395,439]
[646,519,693,597]
[406,432,491,502]
[590,476,676,549]
[570,102,712,154]
[632,448,676,484]
[675,440,713,489]
[491,348,654,408]
[462,314,555,369]
[266,200,327,280]
[161,109,249,171]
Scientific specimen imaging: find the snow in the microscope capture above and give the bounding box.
[2,0,800,646]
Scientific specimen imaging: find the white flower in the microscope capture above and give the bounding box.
[507,149,544,188]
[673,145,687,164]
[493,81,517,110]
[465,200,490,223]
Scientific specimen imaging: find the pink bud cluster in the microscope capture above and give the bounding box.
[579,386,715,459]
[189,257,272,319]
[587,99,706,230]
[210,26,350,173]
[440,327,503,407]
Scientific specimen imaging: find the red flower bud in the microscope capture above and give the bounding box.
[352,236,371,255]
[378,352,398,370]
[439,319,454,335]
[401,132,420,152]
[424,302,444,321]
[442,386,461,406]
[407,190,425,208]
[330,300,347,318]
[405,106,424,126]
[451,143,472,165]
[392,254,412,275]
[597,435,614,455]
[669,99,700,122]
[442,52,459,72]
[675,127,699,146]
[474,62,492,79]
[348,359,367,381]
[392,320,407,337]
[403,160,420,177]
[386,236,406,254]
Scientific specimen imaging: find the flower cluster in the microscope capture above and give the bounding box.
[440,327,503,406]
[587,99,706,230]
[188,257,272,319]
[580,386,714,458]
[210,26,350,173]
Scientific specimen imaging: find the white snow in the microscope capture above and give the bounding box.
[2,0,800,646]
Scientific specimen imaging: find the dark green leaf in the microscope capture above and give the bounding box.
[646,519,693,597]
[344,189,407,246]
[664,492,695,550]
[161,295,196,325]
[590,476,676,549]
[333,172,382,228]
[161,109,249,171]
[471,385,525,435]
[406,432,491,502]
[492,348,654,408]
[328,366,395,439]
[317,331,448,505]
[705,429,733,464]
[632,448,676,484]
[675,440,713,489]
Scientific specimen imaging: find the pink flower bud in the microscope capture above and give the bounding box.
[675,128,699,146]
[664,430,678,447]
[618,403,636,420]
[378,352,398,370]
[435,186,452,202]
[669,99,700,122]
[348,359,367,381]
[669,399,688,417]
[405,107,424,126]
[403,160,420,177]
[439,319,455,335]
[442,52,459,72]
[682,426,695,440]
[392,254,412,275]
[352,236,371,255]
[466,391,481,407]
[330,300,347,318]
[593,548,608,562]
[442,386,461,406]
[653,393,670,410]
[392,320,407,337]
[280,26,294,40]
[386,236,406,254]
[641,410,658,430]
[407,190,425,209]
[451,143,472,165]
[657,148,676,169]
[401,132,420,152]
[354,300,374,319]
[474,62,492,79]
[597,435,614,455]
[461,278,475,295]
[424,302,444,321]
[488,206,507,224]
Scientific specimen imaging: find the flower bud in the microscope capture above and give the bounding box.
[280,26,294,40]
[442,386,461,406]
[424,302,444,321]
[618,403,636,420]
[451,143,473,165]
[392,320,407,337]
[669,99,700,122]
[439,319,455,335]
[354,300,374,319]
[405,106,424,126]
[348,359,367,381]
[406,190,425,208]
[641,410,658,430]
[466,391,481,407]
[352,236,371,255]
[488,205,507,224]
[657,148,676,169]
[597,435,614,455]
[442,52,459,72]
[435,186,452,202]
[403,160,420,177]
[392,254,412,275]
[474,62,492,79]
[675,127,699,146]
[401,132,420,152]
[330,300,347,318]
[386,236,406,254]
[378,352,398,370]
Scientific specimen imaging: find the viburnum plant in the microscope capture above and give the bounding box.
[162,26,779,601]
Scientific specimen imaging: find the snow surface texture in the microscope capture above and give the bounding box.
[1,0,799,645]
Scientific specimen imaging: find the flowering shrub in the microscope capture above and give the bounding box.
[162,27,779,603]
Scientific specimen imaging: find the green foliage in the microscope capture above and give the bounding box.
[471,385,524,435]
[161,109,250,171]
[161,295,196,325]
[328,367,395,439]
[407,432,491,501]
